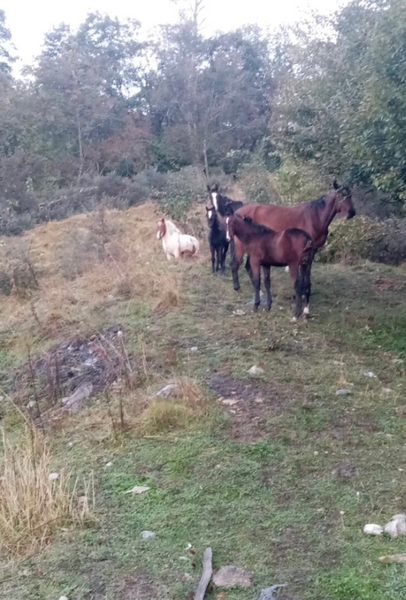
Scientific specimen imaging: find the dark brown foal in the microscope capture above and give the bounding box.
[226,214,315,319]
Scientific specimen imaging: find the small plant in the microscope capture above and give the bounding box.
[6,241,39,296]
[0,426,95,557]
[137,378,210,435]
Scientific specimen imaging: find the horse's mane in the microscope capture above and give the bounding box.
[309,196,326,209]
[164,219,181,235]
[238,214,272,234]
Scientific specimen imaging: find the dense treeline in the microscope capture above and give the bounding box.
[0,0,406,232]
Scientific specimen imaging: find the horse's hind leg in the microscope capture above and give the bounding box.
[263,266,272,311]
[251,262,261,312]
[288,263,302,320]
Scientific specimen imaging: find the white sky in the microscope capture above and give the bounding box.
[2,0,349,69]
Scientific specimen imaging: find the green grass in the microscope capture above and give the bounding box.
[2,259,406,599]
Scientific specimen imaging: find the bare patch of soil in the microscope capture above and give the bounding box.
[209,373,303,441]
[114,573,170,600]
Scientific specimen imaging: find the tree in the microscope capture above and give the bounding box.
[25,13,149,182]
[272,0,406,206]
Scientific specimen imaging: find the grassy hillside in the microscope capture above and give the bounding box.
[1,203,406,600]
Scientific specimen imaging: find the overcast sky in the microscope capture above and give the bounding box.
[2,0,349,68]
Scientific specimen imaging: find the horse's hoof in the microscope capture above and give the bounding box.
[291,316,297,323]
[234,285,240,291]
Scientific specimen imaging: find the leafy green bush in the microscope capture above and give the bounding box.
[270,157,325,204]
[237,163,281,204]
[318,216,406,265]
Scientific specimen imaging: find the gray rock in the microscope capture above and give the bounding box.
[213,566,253,588]
[141,530,155,539]
[336,389,351,396]
[248,365,264,376]
[61,383,93,412]
[154,383,179,398]
[190,346,198,353]
[258,584,288,600]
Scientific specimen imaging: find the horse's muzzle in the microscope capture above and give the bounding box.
[347,208,356,219]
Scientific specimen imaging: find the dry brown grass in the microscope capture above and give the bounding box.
[0,202,205,351]
[0,426,95,558]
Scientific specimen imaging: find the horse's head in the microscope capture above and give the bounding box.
[206,184,220,211]
[156,217,166,239]
[206,206,216,228]
[333,181,356,219]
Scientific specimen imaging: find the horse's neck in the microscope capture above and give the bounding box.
[312,196,338,230]
[211,215,221,232]
[165,221,180,237]
[234,222,268,244]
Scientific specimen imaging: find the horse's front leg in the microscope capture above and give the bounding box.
[210,245,216,273]
[245,256,255,286]
[216,247,221,271]
[230,238,244,291]
[221,244,228,273]
[263,266,272,311]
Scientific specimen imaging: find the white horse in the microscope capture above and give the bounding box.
[156,217,200,260]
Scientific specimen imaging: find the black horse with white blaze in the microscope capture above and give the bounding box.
[207,184,243,216]
[206,206,229,273]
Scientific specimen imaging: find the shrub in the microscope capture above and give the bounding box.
[318,216,406,265]
[271,157,326,204]
[237,163,282,204]
[156,166,207,220]
[137,378,209,434]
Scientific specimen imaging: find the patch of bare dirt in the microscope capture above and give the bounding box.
[209,373,303,441]
[375,277,402,291]
[114,573,170,600]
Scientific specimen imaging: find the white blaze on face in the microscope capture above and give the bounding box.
[211,193,218,211]
[226,217,230,241]
[208,209,213,219]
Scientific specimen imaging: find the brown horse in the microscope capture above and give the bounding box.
[226,214,315,319]
[231,181,355,293]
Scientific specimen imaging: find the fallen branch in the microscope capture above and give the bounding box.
[194,547,212,600]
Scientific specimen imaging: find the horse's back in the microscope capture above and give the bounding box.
[236,203,308,233]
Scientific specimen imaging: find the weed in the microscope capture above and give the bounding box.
[0,427,94,558]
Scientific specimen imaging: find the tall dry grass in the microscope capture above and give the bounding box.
[0,427,94,558]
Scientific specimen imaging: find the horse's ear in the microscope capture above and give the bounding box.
[213,183,219,192]
[333,180,339,190]
[206,185,211,192]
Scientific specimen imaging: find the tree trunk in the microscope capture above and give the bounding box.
[203,137,209,177]
[76,107,84,182]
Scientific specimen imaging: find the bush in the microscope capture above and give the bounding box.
[237,163,282,204]
[318,216,406,265]
[155,166,207,220]
[270,157,326,204]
